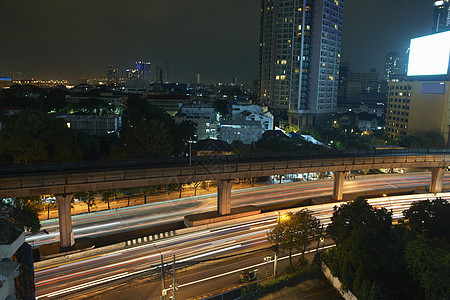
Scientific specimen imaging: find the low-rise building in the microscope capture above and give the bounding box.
[59,114,122,136]
[219,116,263,144]
[175,102,218,140]
[146,94,191,115]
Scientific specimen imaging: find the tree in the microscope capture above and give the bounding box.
[403,197,450,242]
[324,197,393,298]
[327,196,392,246]
[0,109,82,164]
[267,210,320,266]
[405,235,450,299]
[101,190,117,210]
[171,121,196,157]
[43,196,57,219]
[213,99,229,118]
[141,185,158,204]
[74,191,96,213]
[110,120,172,159]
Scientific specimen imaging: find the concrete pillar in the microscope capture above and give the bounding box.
[332,171,345,201]
[217,180,233,215]
[56,194,74,250]
[430,167,445,193]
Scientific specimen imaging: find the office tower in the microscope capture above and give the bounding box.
[384,52,404,81]
[258,0,344,126]
[155,66,164,83]
[386,31,450,144]
[136,61,151,80]
[165,61,170,83]
[432,0,450,33]
[106,65,119,84]
[126,68,139,79]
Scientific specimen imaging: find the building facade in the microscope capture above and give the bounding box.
[384,52,404,81]
[60,114,122,136]
[385,81,450,144]
[258,0,344,125]
[432,0,450,33]
[175,103,219,140]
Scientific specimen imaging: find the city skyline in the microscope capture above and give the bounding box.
[0,0,434,83]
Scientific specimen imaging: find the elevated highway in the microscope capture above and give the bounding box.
[1,148,449,248]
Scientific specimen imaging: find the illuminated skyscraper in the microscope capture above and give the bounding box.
[432,0,450,33]
[258,0,344,125]
[106,65,119,84]
[384,52,404,81]
[136,61,151,80]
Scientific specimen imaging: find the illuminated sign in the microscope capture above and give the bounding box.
[407,30,450,77]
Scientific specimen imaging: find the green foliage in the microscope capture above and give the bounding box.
[324,197,450,299]
[308,125,373,150]
[403,197,449,242]
[110,120,173,159]
[213,99,229,118]
[76,130,101,160]
[241,265,321,299]
[68,98,110,115]
[298,256,308,266]
[74,191,96,213]
[0,109,82,164]
[395,132,446,148]
[325,197,393,298]
[22,202,41,234]
[327,196,392,246]
[405,235,450,299]
[267,210,320,266]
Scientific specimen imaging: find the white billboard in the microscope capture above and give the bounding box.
[407,30,450,77]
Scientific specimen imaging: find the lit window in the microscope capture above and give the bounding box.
[66,122,71,128]
[306,25,310,30]
[328,76,334,81]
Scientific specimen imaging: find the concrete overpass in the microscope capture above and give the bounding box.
[1,148,449,249]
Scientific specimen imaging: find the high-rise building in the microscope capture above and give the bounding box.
[385,31,450,144]
[385,81,450,144]
[384,52,404,81]
[432,0,450,33]
[258,0,344,126]
[106,65,119,84]
[136,61,151,80]
[155,66,164,83]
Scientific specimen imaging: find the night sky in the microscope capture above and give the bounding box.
[0,0,434,83]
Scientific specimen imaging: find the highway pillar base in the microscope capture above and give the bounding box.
[430,167,445,193]
[332,171,345,201]
[217,180,233,215]
[56,194,75,251]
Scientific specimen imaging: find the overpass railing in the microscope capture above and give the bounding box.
[0,148,449,177]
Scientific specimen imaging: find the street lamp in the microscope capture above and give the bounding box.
[273,211,281,278]
[153,244,165,300]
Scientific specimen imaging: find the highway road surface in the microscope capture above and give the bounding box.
[34,190,450,299]
[26,172,450,248]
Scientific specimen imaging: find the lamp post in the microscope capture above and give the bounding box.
[154,245,165,300]
[273,211,281,278]
[264,256,272,279]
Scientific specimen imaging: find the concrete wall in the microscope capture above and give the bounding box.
[321,261,358,300]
